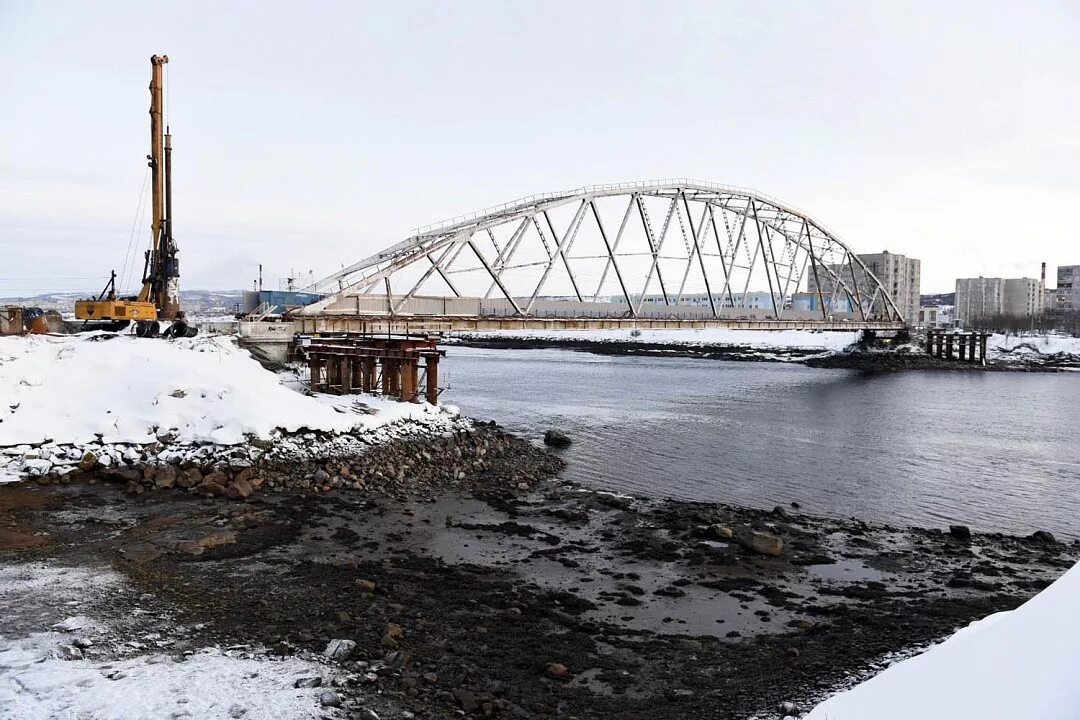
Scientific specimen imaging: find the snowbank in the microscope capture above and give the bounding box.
[454,328,860,351]
[0,333,442,448]
[805,560,1080,720]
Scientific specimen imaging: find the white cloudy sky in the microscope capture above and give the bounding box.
[2,0,1078,296]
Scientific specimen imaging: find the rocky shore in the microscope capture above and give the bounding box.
[1,425,1075,719]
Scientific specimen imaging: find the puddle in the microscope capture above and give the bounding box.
[806,557,890,583]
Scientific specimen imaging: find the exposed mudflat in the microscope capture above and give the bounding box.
[2,439,1075,719]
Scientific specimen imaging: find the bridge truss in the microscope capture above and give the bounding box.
[301,179,905,328]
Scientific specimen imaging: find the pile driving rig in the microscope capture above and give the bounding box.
[75,54,195,338]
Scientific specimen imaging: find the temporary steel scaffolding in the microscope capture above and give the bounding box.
[299,180,906,329]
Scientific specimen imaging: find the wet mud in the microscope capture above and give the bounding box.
[2,458,1074,719]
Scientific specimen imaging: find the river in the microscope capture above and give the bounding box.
[441,346,1080,538]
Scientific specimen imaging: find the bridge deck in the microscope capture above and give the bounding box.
[292,314,906,334]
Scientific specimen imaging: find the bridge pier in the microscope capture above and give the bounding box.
[303,334,445,404]
[925,331,991,365]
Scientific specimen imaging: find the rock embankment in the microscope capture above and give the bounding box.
[22,423,564,502]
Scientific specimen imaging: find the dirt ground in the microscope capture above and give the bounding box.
[2,448,1075,719]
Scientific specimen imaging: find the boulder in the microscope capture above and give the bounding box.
[56,644,83,660]
[180,530,238,555]
[546,662,569,679]
[225,478,254,499]
[177,468,203,488]
[78,452,98,471]
[948,525,972,541]
[707,524,733,539]
[543,430,572,448]
[323,638,357,661]
[453,688,479,713]
[1030,530,1058,545]
[154,465,177,489]
[734,527,784,556]
[198,470,228,496]
[381,622,404,648]
[355,578,377,593]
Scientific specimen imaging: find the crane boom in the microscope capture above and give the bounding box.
[75,53,192,336]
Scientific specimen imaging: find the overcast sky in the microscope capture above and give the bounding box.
[2,0,1078,296]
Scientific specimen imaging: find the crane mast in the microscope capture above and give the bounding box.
[141,54,181,319]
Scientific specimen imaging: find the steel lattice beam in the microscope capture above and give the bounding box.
[300,179,907,326]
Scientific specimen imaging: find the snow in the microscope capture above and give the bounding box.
[0,640,328,720]
[988,332,1080,357]
[0,332,446,448]
[805,560,1080,720]
[455,328,860,351]
[0,563,331,720]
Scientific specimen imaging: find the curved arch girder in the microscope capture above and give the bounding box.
[303,180,905,324]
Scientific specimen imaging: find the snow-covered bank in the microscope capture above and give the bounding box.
[0,563,334,720]
[804,559,1080,720]
[988,332,1080,359]
[0,333,464,483]
[453,328,860,351]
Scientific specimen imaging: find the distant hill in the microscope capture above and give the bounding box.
[921,292,955,307]
[1,289,245,316]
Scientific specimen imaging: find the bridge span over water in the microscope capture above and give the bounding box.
[296,180,907,334]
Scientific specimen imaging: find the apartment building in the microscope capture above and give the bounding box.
[955,276,1044,323]
[807,250,921,322]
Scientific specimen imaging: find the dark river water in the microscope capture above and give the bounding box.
[441,347,1080,538]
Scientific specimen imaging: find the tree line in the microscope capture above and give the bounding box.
[964,310,1080,335]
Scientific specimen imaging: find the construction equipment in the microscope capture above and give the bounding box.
[75,54,195,338]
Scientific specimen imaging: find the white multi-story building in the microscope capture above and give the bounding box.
[807,250,921,322]
[1057,265,1079,311]
[955,276,1045,323]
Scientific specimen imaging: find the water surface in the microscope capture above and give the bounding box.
[442,347,1080,538]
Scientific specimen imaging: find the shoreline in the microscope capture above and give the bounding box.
[2,425,1075,719]
[449,335,1080,372]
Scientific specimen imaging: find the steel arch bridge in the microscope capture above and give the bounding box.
[297,179,906,333]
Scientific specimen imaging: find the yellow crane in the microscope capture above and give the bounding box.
[75,54,194,338]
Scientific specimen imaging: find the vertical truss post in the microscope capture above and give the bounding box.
[846,253,867,321]
[484,216,530,299]
[803,221,829,320]
[526,200,588,314]
[468,239,523,315]
[749,200,779,317]
[543,210,583,302]
[708,204,739,309]
[680,193,716,317]
[589,199,634,312]
[635,195,674,314]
